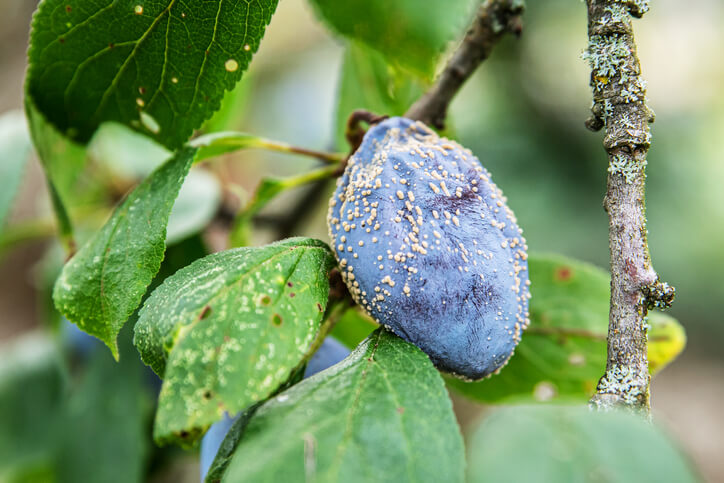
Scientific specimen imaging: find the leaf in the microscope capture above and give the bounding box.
[56,341,150,483]
[309,0,477,78]
[335,42,426,148]
[448,253,686,404]
[27,0,279,149]
[0,111,31,231]
[329,307,378,350]
[467,405,699,483]
[133,238,336,445]
[648,311,687,374]
[0,329,151,483]
[221,329,465,483]
[25,98,87,253]
[88,122,221,244]
[0,332,66,481]
[53,147,196,359]
[204,405,261,483]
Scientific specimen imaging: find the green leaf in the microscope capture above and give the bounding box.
[134,238,336,445]
[448,253,686,403]
[0,332,66,481]
[88,122,221,244]
[27,0,279,149]
[205,405,261,483]
[0,329,151,483]
[0,111,31,231]
[25,98,87,253]
[467,405,699,482]
[222,329,465,483]
[335,42,426,148]
[53,147,196,359]
[310,0,476,78]
[56,342,150,483]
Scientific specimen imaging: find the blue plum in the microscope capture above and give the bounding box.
[302,336,351,378]
[327,117,530,380]
[199,336,351,481]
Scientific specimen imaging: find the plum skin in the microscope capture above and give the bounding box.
[327,117,530,381]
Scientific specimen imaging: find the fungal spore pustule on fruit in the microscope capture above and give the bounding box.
[327,117,530,380]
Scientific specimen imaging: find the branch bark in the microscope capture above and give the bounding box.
[405,0,524,129]
[583,0,675,412]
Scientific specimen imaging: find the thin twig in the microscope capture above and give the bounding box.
[583,0,675,413]
[405,0,525,129]
[229,165,339,247]
[191,131,345,164]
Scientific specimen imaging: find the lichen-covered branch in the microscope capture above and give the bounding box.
[405,0,524,129]
[583,0,675,412]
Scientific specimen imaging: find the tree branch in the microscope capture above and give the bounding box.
[583,0,675,413]
[405,0,525,129]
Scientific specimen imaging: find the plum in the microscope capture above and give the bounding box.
[199,336,351,481]
[327,117,530,380]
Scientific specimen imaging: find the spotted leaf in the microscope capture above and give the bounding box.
[133,237,336,445]
[26,0,278,149]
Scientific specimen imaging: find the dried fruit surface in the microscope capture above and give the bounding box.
[328,117,530,379]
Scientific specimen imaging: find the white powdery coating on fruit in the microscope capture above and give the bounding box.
[327,119,531,378]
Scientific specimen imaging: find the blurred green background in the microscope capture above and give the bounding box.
[0,0,722,481]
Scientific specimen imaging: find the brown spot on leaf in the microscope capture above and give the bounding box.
[272,313,282,326]
[261,295,271,306]
[287,282,293,287]
[199,305,212,320]
[289,292,296,298]
[316,303,323,312]
[554,266,572,282]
